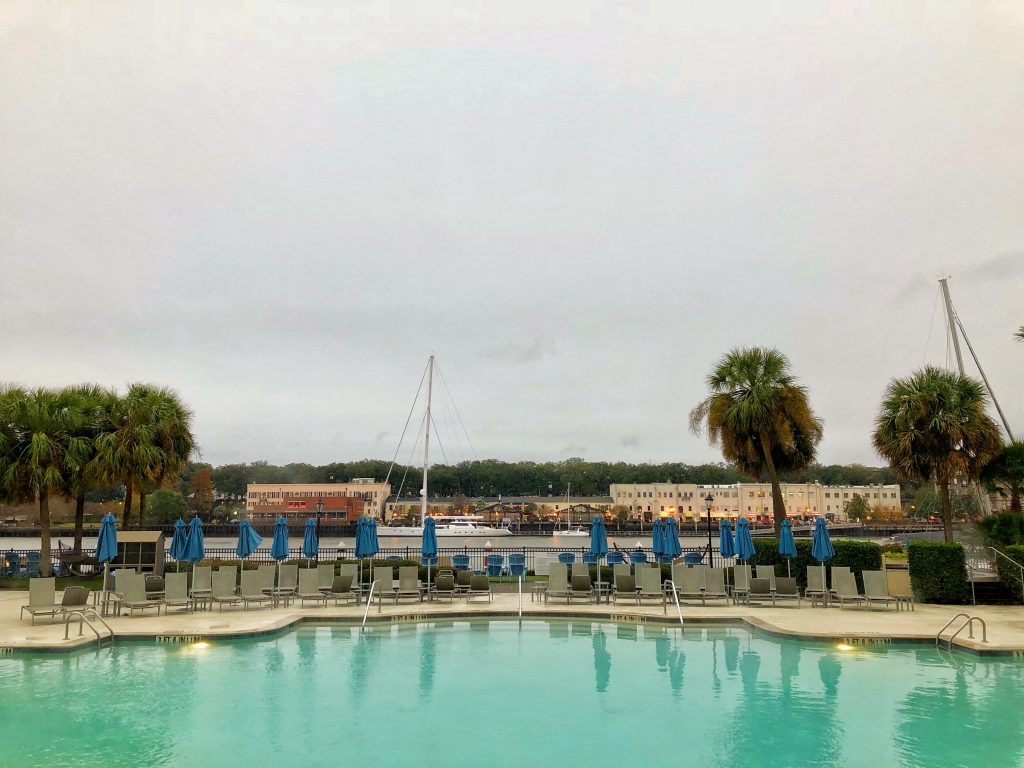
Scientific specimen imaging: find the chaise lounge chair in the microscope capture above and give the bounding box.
[862,570,897,611]
[120,573,163,617]
[732,564,752,606]
[755,565,777,592]
[772,577,801,607]
[612,575,638,604]
[569,573,594,603]
[20,578,63,624]
[395,566,422,603]
[430,573,456,603]
[704,568,730,604]
[163,572,193,613]
[543,563,573,604]
[317,564,336,593]
[296,569,327,607]
[373,567,396,606]
[211,570,242,611]
[328,573,358,606]
[747,577,774,606]
[240,570,273,610]
[638,567,666,609]
[673,567,705,605]
[805,568,828,607]
[831,571,867,609]
[466,574,492,603]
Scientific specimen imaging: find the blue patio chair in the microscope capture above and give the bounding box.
[420,555,438,567]
[485,555,505,579]
[629,550,648,566]
[452,554,470,571]
[606,551,625,566]
[656,553,674,565]
[557,552,576,566]
[683,552,704,565]
[582,551,599,566]
[26,552,41,578]
[508,554,526,578]
[386,555,402,561]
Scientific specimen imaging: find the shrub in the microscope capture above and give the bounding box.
[995,544,1024,603]
[907,541,970,604]
[744,538,882,591]
[976,513,1024,547]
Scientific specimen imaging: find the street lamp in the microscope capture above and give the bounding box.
[704,493,715,568]
[315,499,324,546]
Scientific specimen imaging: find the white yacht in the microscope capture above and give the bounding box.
[376,515,511,538]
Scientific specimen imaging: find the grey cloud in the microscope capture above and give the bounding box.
[620,433,641,448]
[480,337,555,365]
[962,250,1024,282]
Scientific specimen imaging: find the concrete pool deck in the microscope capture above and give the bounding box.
[1,589,1022,656]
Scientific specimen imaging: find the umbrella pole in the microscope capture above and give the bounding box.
[786,559,791,577]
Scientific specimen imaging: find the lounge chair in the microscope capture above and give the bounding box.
[733,564,752,605]
[569,573,594,603]
[258,565,277,595]
[638,567,666,608]
[543,564,573,604]
[240,571,273,609]
[613,563,632,590]
[571,562,589,581]
[755,565,777,592]
[59,586,92,616]
[275,564,299,603]
[296,569,327,607]
[328,574,358,606]
[338,563,358,593]
[211,570,242,611]
[395,566,422,603]
[163,572,193,613]
[466,574,491,602]
[704,568,730,604]
[827,566,852,603]
[673,567,705,605]
[191,566,213,601]
[431,573,456,603]
[862,570,897,611]
[772,577,801,607]
[805,567,828,606]
[373,567,396,606]
[832,571,867,609]
[748,578,774,605]
[121,574,163,617]
[612,575,638,604]
[455,569,473,594]
[317,564,335,593]
[20,578,62,624]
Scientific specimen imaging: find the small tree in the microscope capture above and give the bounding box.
[189,466,214,515]
[843,494,871,521]
[148,489,187,524]
[981,441,1024,515]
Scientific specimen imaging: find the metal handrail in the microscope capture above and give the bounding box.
[361,580,377,631]
[64,609,113,648]
[989,547,1024,605]
[664,580,685,630]
[518,575,523,619]
[936,613,988,650]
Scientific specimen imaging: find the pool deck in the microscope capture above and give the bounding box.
[2,590,1023,656]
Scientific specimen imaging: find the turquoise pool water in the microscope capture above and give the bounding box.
[1,620,1022,767]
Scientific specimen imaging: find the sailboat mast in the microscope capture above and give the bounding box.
[939,278,966,375]
[421,354,434,527]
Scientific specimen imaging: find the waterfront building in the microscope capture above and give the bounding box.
[383,495,614,523]
[246,478,391,519]
[609,481,902,523]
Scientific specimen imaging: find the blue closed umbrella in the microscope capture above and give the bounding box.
[169,519,188,572]
[355,517,380,592]
[811,517,834,603]
[735,517,756,563]
[779,519,797,576]
[651,518,666,561]
[302,518,319,565]
[270,516,290,586]
[96,513,118,592]
[719,519,736,561]
[235,519,263,573]
[422,517,438,591]
[590,516,609,592]
[663,517,682,561]
[183,516,206,564]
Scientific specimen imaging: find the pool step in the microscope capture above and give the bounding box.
[972,579,1019,605]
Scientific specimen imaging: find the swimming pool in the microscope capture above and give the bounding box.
[1,620,1022,767]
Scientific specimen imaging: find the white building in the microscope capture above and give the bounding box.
[609,481,901,523]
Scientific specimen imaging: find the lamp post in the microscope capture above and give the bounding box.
[315,499,323,547]
[704,493,715,568]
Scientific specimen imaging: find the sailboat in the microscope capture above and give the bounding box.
[375,355,511,539]
[554,483,589,537]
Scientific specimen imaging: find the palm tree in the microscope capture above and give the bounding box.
[981,441,1024,515]
[96,384,196,528]
[62,384,117,554]
[689,347,824,535]
[1017,326,1024,343]
[0,387,91,576]
[873,366,1003,541]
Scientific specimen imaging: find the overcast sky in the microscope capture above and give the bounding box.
[2,2,1022,469]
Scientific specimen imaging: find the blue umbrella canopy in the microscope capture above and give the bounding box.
[169,519,188,561]
[719,519,736,559]
[270,517,290,562]
[421,517,438,559]
[235,519,262,560]
[651,518,666,557]
[355,517,379,559]
[302,518,319,560]
[735,517,756,562]
[183,516,206,563]
[663,517,682,559]
[779,519,798,560]
[96,513,118,563]
[590,517,609,559]
[811,517,835,563]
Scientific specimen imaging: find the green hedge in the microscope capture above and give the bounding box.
[995,544,1024,603]
[907,541,970,604]
[743,538,882,591]
[976,513,1024,547]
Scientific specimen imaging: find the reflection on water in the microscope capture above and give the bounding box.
[2,621,1024,767]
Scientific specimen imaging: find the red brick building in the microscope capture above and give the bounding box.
[250,495,364,524]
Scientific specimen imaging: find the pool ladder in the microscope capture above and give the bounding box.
[361,580,377,631]
[64,610,114,649]
[664,580,685,631]
[936,613,987,651]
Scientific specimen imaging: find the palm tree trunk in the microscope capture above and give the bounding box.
[760,432,786,536]
[73,490,86,555]
[138,490,147,527]
[122,477,133,528]
[938,480,954,542]
[39,489,52,578]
